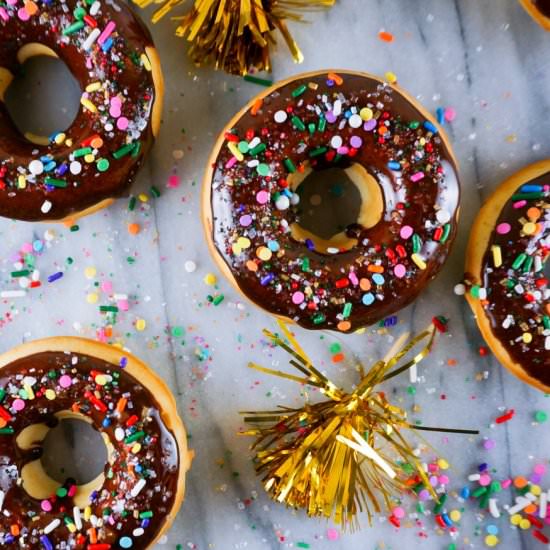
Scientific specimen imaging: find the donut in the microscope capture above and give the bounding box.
[203,70,460,331]
[0,337,192,548]
[465,161,550,391]
[519,0,550,29]
[0,0,163,222]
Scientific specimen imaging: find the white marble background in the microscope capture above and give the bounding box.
[1,0,550,548]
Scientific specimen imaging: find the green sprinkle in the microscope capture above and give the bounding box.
[73,6,86,18]
[407,385,416,395]
[470,284,481,298]
[243,74,273,87]
[284,158,296,173]
[0,427,14,435]
[291,84,307,98]
[296,543,310,549]
[523,255,534,273]
[440,223,451,244]
[62,20,85,35]
[45,177,67,188]
[512,253,527,270]
[70,225,79,232]
[11,270,30,277]
[342,302,352,318]
[238,141,249,154]
[312,313,326,325]
[409,121,420,129]
[96,158,110,172]
[472,486,487,498]
[124,431,145,444]
[535,410,548,423]
[416,502,425,514]
[128,196,136,211]
[73,147,92,158]
[139,510,153,519]
[309,146,328,158]
[291,116,306,131]
[249,143,266,156]
[171,326,184,337]
[512,192,544,201]
[434,493,447,514]
[412,234,422,254]
[308,123,316,135]
[257,163,270,177]
[0,389,5,403]
[131,141,141,158]
[56,487,68,498]
[543,316,550,330]
[113,143,135,159]
[329,342,342,354]
[99,305,118,313]
[150,185,161,198]
[301,257,310,272]
[318,115,326,132]
[212,294,225,306]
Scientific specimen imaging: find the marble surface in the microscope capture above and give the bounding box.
[1,0,550,548]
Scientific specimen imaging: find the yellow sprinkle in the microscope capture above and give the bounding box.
[237,237,251,249]
[354,327,366,335]
[411,253,427,270]
[84,507,92,521]
[85,82,102,93]
[17,175,26,189]
[510,514,522,526]
[204,273,217,285]
[531,484,542,496]
[131,443,142,453]
[65,139,73,147]
[256,246,272,261]
[437,458,449,470]
[523,222,537,235]
[491,245,502,268]
[360,107,373,121]
[231,244,242,255]
[140,53,152,71]
[449,509,461,522]
[54,133,66,145]
[80,97,97,113]
[84,267,97,279]
[138,193,149,203]
[45,389,56,400]
[86,293,99,304]
[24,384,34,400]
[67,523,76,533]
[84,154,95,164]
[385,71,397,84]
[136,318,146,331]
[95,374,108,386]
[228,141,244,161]
[484,534,499,547]
[519,518,531,530]
[522,332,533,344]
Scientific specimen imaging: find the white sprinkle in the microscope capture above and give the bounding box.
[436,210,451,224]
[0,490,4,512]
[114,427,125,441]
[326,247,340,254]
[489,498,500,518]
[275,196,290,210]
[28,160,44,176]
[274,110,287,123]
[248,137,261,149]
[333,99,342,116]
[73,507,82,530]
[453,283,466,296]
[539,492,547,519]
[0,290,26,298]
[184,260,196,273]
[130,478,146,497]
[468,473,481,481]
[478,287,487,300]
[82,28,101,51]
[330,135,343,149]
[44,518,61,534]
[545,336,550,351]
[89,0,100,15]
[507,497,531,515]
[113,293,128,300]
[70,161,82,175]
[348,114,362,128]
[409,363,417,384]
[132,527,145,537]
[41,200,52,214]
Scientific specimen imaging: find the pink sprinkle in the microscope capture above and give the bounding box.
[117,299,129,311]
[12,399,25,411]
[68,485,77,497]
[418,489,431,501]
[109,106,121,118]
[400,225,413,239]
[101,280,112,293]
[111,96,122,108]
[501,479,512,489]
[21,242,33,253]
[483,438,496,450]
[496,223,511,235]
[394,264,406,278]
[98,21,116,45]
[0,8,9,21]
[6,0,16,5]
[392,506,406,519]
[479,473,492,486]
[326,528,339,541]
[337,146,349,155]
[239,215,252,227]
[292,291,305,305]
[116,117,129,130]
[513,200,527,209]
[41,500,52,512]
[59,375,72,388]
[348,272,359,286]
[225,156,237,169]
[439,475,449,485]
[410,172,425,182]
[444,107,456,122]
[97,328,107,342]
[534,464,546,475]
[256,190,269,205]
[168,175,180,188]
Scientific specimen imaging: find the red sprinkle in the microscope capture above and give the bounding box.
[388,515,400,528]
[495,409,515,424]
[533,530,549,544]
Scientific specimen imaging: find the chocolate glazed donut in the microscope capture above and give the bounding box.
[465,161,550,392]
[0,337,192,549]
[519,0,550,29]
[0,0,163,221]
[203,70,461,332]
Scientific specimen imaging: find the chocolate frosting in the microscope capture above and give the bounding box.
[0,0,157,221]
[208,72,460,331]
[479,175,550,382]
[534,0,550,18]
[0,350,180,548]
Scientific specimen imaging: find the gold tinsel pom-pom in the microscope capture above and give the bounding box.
[241,320,478,529]
[133,0,336,75]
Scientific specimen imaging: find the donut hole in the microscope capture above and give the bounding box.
[40,418,108,485]
[4,55,81,144]
[289,163,384,253]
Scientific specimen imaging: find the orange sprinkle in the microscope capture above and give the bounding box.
[367,264,384,273]
[116,397,127,413]
[63,218,76,228]
[359,278,371,291]
[378,31,394,42]
[337,320,351,332]
[527,207,541,221]
[250,98,263,116]
[24,0,38,15]
[297,163,305,173]
[246,260,258,272]
[88,527,97,544]
[332,353,345,363]
[0,418,6,429]
[327,72,343,85]
[104,326,113,338]
[10,525,19,536]
[514,476,528,489]
[90,137,104,149]
[378,125,388,135]
[128,223,140,235]
[525,504,538,515]
[71,403,80,413]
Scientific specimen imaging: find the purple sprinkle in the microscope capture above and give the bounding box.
[57,163,69,176]
[478,463,489,472]
[47,271,63,283]
[363,119,377,131]
[40,536,53,550]
[325,111,337,123]
[350,136,363,148]
[120,356,128,368]
[326,79,335,87]
[239,214,252,227]
[5,535,14,543]
[260,273,274,286]
[305,239,315,251]
[141,518,151,528]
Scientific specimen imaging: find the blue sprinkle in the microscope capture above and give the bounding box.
[101,37,113,52]
[260,273,274,286]
[478,463,489,472]
[436,107,445,125]
[43,161,57,172]
[520,184,543,193]
[305,239,315,251]
[423,121,438,134]
[442,513,453,526]
[33,240,44,252]
[47,271,63,283]
[119,536,133,548]
[120,356,128,368]
[362,293,375,306]
[460,486,470,499]
[326,79,335,87]
[57,163,69,176]
[387,161,401,171]
[40,536,53,550]
[141,518,151,528]
[267,240,279,252]
[487,525,499,535]
[102,418,111,428]
[372,273,385,285]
